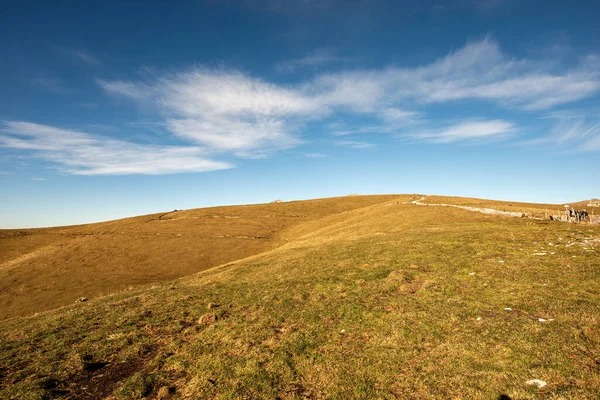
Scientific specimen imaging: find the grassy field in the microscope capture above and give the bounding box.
[0,195,401,320]
[1,195,599,399]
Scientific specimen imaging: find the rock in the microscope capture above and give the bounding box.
[538,318,547,322]
[340,329,346,334]
[76,297,88,303]
[526,379,547,388]
[469,272,476,276]
[504,308,512,311]
[476,317,482,321]
[207,302,220,309]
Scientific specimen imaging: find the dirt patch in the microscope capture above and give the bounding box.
[64,353,155,400]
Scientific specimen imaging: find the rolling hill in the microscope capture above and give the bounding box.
[1,195,599,399]
[0,195,403,320]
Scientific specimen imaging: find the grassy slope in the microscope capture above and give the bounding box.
[0,195,401,320]
[1,196,599,399]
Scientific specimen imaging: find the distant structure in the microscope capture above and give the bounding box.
[587,198,600,207]
[270,199,283,203]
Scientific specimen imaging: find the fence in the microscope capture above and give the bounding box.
[410,198,599,224]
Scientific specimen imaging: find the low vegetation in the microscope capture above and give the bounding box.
[0,195,400,319]
[1,196,599,399]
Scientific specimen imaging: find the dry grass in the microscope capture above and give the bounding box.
[0,195,403,320]
[1,195,599,399]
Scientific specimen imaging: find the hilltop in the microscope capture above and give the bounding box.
[1,195,599,399]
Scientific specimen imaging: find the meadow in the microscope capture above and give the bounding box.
[1,195,599,399]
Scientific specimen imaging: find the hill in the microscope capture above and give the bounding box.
[0,195,402,320]
[1,195,599,399]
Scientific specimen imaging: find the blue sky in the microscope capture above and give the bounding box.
[1,0,599,228]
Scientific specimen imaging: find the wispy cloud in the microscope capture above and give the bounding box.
[0,122,232,175]
[306,37,600,111]
[29,77,71,93]
[97,69,309,158]
[10,37,596,177]
[522,111,600,151]
[334,140,376,149]
[305,152,326,158]
[91,37,600,175]
[57,47,102,66]
[407,120,515,143]
[276,49,347,73]
[99,37,600,126]
[585,134,600,151]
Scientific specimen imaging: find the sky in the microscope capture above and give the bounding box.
[1,0,599,228]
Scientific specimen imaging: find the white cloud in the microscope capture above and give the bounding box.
[98,80,146,98]
[378,108,421,124]
[92,37,600,173]
[98,69,315,158]
[0,122,232,175]
[304,38,600,112]
[165,116,301,156]
[408,120,514,143]
[334,140,376,149]
[276,49,347,73]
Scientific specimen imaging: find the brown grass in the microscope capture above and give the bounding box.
[0,195,404,320]
[1,194,598,399]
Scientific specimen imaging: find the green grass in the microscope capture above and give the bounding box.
[1,201,599,399]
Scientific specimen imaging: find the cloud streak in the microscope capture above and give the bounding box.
[522,112,600,151]
[276,49,348,73]
[0,122,232,175]
[334,140,376,149]
[408,120,515,143]
[57,47,102,66]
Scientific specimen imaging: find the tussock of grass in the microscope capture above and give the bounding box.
[1,197,599,399]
